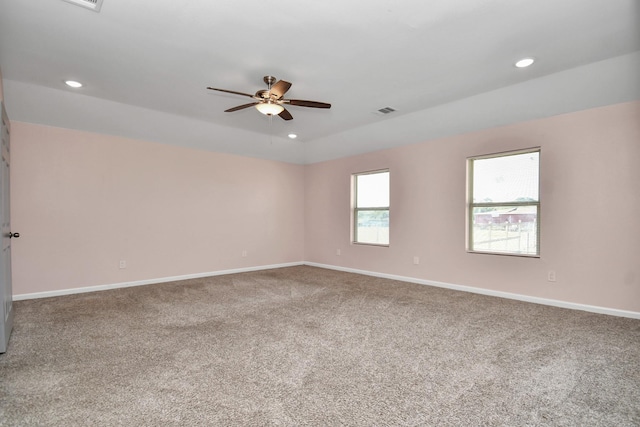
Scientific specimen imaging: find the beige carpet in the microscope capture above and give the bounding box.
[1,266,639,426]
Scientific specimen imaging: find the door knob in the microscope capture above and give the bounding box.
[9,232,19,238]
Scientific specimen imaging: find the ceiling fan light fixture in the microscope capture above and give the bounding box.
[207,76,330,122]
[255,102,284,116]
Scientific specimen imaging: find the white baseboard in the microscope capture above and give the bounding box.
[304,262,640,320]
[14,261,640,319]
[13,262,304,301]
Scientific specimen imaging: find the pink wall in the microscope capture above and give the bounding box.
[10,123,305,294]
[305,101,640,312]
[6,75,640,314]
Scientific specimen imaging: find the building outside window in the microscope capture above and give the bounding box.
[353,169,389,245]
[467,149,540,256]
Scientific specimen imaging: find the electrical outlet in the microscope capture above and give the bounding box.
[413,256,420,265]
[119,260,126,269]
[547,270,556,282]
[336,249,341,256]
[242,250,248,257]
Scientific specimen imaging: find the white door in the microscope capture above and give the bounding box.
[0,102,16,353]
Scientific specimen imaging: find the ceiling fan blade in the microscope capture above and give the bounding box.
[286,99,331,109]
[207,87,255,98]
[270,80,292,99]
[278,108,293,121]
[224,102,259,112]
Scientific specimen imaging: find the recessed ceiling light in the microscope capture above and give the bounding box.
[288,134,298,139]
[515,58,535,68]
[65,80,83,88]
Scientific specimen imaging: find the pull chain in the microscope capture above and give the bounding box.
[269,113,274,144]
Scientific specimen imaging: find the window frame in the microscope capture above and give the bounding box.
[352,169,390,247]
[467,148,540,257]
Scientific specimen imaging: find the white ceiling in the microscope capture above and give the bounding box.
[1,0,639,164]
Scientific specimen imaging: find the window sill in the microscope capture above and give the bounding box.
[467,249,540,258]
[352,242,390,248]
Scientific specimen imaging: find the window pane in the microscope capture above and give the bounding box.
[471,205,538,255]
[357,171,389,208]
[356,210,389,245]
[473,152,539,203]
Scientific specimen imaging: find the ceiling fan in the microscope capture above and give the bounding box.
[207,76,331,121]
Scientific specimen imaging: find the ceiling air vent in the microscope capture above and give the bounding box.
[62,0,104,12]
[375,106,396,115]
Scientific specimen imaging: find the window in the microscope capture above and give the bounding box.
[353,170,389,245]
[467,149,540,256]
